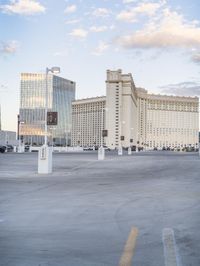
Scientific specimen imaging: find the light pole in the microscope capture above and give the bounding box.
[98,107,107,160]
[101,107,104,147]
[38,66,60,174]
[77,132,81,146]
[65,130,68,147]
[44,67,60,145]
[128,127,134,155]
[118,120,125,155]
[17,114,25,152]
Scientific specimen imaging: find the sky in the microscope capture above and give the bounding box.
[0,0,200,131]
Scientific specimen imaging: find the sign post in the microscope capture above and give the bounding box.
[38,112,58,174]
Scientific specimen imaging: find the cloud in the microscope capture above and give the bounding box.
[69,28,88,38]
[0,0,45,15]
[117,1,164,22]
[0,40,19,55]
[92,41,109,56]
[90,26,108,32]
[160,81,200,96]
[123,0,138,3]
[92,8,110,17]
[64,4,76,14]
[65,19,80,25]
[117,8,200,49]
[53,51,68,57]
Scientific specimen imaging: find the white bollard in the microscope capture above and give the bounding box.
[98,146,105,160]
[38,145,53,174]
[18,144,25,153]
[128,147,132,155]
[118,146,123,156]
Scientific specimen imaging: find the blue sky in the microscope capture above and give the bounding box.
[0,0,200,131]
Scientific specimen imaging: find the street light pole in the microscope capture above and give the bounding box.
[118,120,125,155]
[44,68,48,146]
[17,114,25,152]
[98,107,107,160]
[17,114,20,141]
[44,67,60,146]
[101,107,104,147]
[38,66,60,174]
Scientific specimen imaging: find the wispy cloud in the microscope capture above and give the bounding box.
[92,41,109,56]
[69,28,88,39]
[92,8,110,17]
[0,41,19,55]
[64,4,77,14]
[65,19,80,25]
[117,1,164,22]
[53,51,68,57]
[0,0,45,16]
[160,81,200,96]
[117,8,200,49]
[90,25,109,33]
[123,0,138,4]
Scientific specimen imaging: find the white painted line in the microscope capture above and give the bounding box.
[162,228,181,266]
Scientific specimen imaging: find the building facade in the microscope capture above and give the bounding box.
[0,130,17,146]
[71,70,199,150]
[20,73,75,145]
[106,69,138,149]
[137,88,199,150]
[72,96,106,147]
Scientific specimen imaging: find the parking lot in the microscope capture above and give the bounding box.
[0,151,200,266]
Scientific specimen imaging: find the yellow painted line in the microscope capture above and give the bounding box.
[119,227,138,266]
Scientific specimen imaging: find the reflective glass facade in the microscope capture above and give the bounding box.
[20,73,75,145]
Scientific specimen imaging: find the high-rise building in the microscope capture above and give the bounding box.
[72,96,106,147]
[106,69,138,149]
[71,70,199,150]
[20,73,75,145]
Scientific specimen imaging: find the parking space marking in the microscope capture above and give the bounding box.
[162,228,181,266]
[119,227,138,266]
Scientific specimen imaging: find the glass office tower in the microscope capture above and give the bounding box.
[19,73,75,145]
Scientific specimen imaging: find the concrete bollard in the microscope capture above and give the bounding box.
[98,146,105,160]
[128,147,132,155]
[118,146,123,156]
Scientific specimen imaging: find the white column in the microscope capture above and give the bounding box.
[38,145,53,174]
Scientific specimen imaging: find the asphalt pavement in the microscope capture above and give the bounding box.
[0,151,200,266]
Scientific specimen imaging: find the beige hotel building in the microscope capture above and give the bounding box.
[72,69,199,150]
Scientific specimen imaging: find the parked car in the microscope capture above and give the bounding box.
[5,145,14,152]
[83,146,94,151]
[103,145,111,151]
[25,145,30,152]
[131,145,136,151]
[0,145,6,153]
